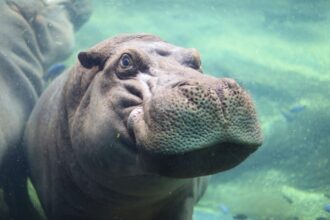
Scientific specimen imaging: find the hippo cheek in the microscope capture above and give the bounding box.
[127,79,262,178]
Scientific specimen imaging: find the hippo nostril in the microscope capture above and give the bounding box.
[223,78,240,90]
[215,79,242,101]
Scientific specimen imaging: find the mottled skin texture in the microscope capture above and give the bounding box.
[25,34,263,220]
[0,0,91,219]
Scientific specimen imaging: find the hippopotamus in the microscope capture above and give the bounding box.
[24,34,263,220]
[0,0,91,219]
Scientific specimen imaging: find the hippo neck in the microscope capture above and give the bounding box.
[65,156,191,207]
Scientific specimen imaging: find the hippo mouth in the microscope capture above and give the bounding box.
[139,141,258,178]
[127,106,260,178]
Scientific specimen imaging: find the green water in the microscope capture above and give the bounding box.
[66,0,330,219]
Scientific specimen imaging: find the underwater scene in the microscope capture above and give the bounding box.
[72,1,330,219]
[0,0,329,220]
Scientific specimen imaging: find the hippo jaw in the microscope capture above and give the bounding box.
[127,77,262,178]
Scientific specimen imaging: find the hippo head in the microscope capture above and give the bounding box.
[65,34,262,179]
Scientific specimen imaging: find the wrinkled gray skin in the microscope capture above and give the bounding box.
[25,34,263,220]
[0,0,91,219]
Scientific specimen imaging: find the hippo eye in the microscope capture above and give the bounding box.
[119,53,133,69]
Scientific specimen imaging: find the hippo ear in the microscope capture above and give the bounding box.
[78,51,107,70]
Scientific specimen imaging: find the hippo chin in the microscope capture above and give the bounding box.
[25,34,262,220]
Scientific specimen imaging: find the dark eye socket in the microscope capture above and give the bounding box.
[119,53,133,68]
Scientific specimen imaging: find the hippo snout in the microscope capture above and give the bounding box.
[128,76,262,177]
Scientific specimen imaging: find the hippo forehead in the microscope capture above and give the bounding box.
[89,34,169,54]
[119,40,194,56]
[87,34,201,70]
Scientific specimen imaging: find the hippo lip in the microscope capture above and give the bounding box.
[127,103,261,178]
[140,141,260,178]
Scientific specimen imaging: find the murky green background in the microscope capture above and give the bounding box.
[66,1,330,219]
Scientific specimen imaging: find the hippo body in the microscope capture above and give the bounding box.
[25,34,262,220]
[0,0,91,219]
[0,0,73,167]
